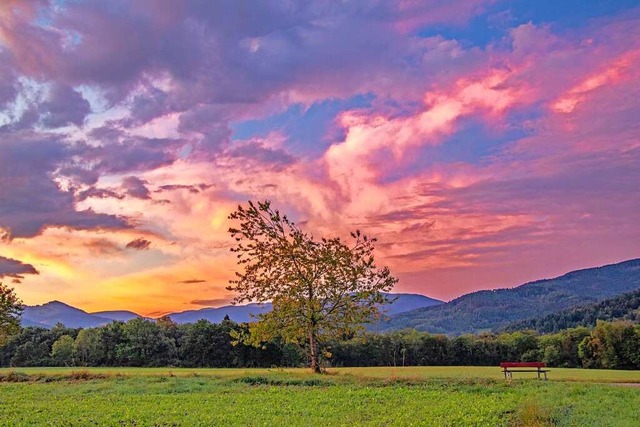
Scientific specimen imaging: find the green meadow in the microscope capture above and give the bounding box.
[1,367,639,426]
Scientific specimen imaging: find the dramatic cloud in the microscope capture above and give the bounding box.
[0,133,129,238]
[1,1,639,314]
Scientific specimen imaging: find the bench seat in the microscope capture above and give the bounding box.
[500,362,549,380]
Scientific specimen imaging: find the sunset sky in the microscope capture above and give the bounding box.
[1,1,639,316]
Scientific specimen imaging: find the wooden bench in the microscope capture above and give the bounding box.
[500,362,549,380]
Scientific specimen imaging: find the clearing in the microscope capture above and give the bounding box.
[1,366,638,426]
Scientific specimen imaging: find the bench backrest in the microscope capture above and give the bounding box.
[500,362,546,368]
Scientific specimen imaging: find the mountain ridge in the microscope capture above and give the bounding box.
[378,258,640,335]
[22,301,114,329]
[21,293,442,329]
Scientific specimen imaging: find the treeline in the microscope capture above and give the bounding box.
[1,317,639,370]
[0,317,302,369]
[502,289,640,333]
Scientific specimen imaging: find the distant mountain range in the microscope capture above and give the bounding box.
[378,258,640,335]
[20,293,443,329]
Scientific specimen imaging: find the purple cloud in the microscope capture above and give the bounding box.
[79,126,183,175]
[0,256,39,280]
[0,133,129,238]
[121,177,151,200]
[39,84,91,128]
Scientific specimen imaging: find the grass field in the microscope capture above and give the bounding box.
[1,367,639,426]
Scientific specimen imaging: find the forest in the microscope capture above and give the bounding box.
[2,317,639,370]
[502,288,640,333]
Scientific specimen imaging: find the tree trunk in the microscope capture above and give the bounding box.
[309,329,321,374]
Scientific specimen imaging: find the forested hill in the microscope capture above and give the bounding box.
[378,258,640,335]
[501,288,640,333]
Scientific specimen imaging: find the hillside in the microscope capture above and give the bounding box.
[501,288,640,333]
[378,258,640,335]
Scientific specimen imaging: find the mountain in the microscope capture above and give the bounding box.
[90,310,144,322]
[168,303,272,324]
[20,293,442,328]
[379,293,442,316]
[21,301,112,329]
[167,293,443,325]
[501,288,640,333]
[378,258,640,335]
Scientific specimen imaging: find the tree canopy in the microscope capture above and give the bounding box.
[0,282,23,346]
[227,200,398,372]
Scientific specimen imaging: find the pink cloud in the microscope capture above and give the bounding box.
[324,68,529,209]
[2,2,640,309]
[552,50,640,114]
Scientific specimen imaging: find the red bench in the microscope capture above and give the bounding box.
[500,362,549,380]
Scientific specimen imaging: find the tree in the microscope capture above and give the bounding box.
[0,282,23,346]
[227,200,398,373]
[51,335,75,366]
[120,318,173,367]
[73,328,102,366]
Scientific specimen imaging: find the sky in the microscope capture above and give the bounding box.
[1,0,639,316]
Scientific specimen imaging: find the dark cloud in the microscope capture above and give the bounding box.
[121,176,151,200]
[39,84,91,128]
[0,132,130,238]
[2,0,484,142]
[125,237,152,250]
[0,256,39,280]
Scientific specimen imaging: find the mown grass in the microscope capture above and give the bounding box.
[0,367,638,426]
